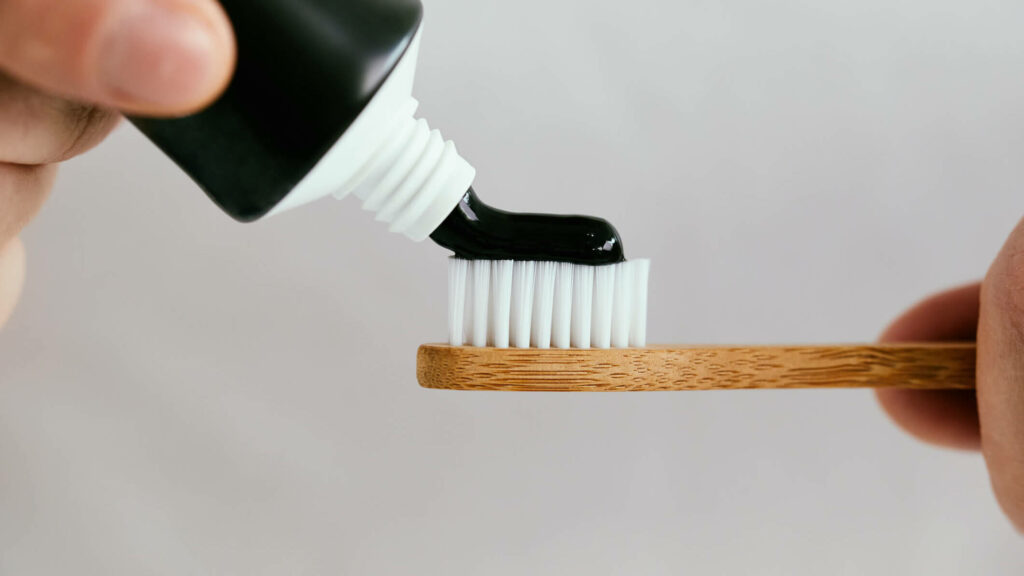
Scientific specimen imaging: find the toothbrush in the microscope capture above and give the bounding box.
[417,343,976,391]
[426,263,973,391]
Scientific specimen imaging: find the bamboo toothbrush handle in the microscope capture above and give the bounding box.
[417,344,976,391]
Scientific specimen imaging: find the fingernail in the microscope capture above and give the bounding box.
[100,4,223,109]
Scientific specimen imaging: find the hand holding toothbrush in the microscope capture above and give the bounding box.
[0,0,236,324]
[877,217,1024,533]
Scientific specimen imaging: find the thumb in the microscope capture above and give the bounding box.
[0,0,235,116]
[979,215,1024,532]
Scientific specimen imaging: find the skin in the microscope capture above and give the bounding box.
[876,220,1024,532]
[0,0,235,328]
[0,0,1022,535]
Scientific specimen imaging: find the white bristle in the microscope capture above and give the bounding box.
[570,266,594,349]
[462,262,473,345]
[510,261,536,348]
[591,265,616,349]
[531,262,557,349]
[448,259,468,346]
[461,262,473,345]
[489,260,514,348]
[552,262,574,349]
[611,262,634,348]
[469,260,490,347]
[447,258,650,349]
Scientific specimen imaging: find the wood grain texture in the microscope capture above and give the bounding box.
[417,344,977,392]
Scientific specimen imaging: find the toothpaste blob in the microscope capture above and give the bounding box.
[430,188,626,265]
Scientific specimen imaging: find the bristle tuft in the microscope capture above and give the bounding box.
[630,260,650,348]
[591,265,616,349]
[531,262,557,349]
[488,260,514,348]
[448,258,468,346]
[510,262,536,348]
[448,258,650,349]
[469,260,490,347]
[552,262,574,349]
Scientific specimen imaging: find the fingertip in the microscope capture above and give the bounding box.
[880,283,982,343]
[98,0,236,117]
[876,389,982,451]
[876,284,983,452]
[0,0,236,116]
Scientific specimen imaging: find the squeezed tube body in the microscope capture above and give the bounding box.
[130,0,423,222]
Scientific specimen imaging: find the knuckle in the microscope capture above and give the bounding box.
[50,101,119,163]
[983,221,1024,333]
[0,74,119,165]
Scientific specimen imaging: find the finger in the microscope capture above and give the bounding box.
[880,283,982,343]
[876,389,980,451]
[0,237,26,330]
[0,0,235,116]
[0,163,57,247]
[875,283,982,451]
[0,73,120,165]
[979,216,1024,532]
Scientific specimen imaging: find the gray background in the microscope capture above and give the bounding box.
[2,0,1024,573]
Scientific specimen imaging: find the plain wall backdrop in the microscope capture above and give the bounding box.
[2,0,1024,573]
